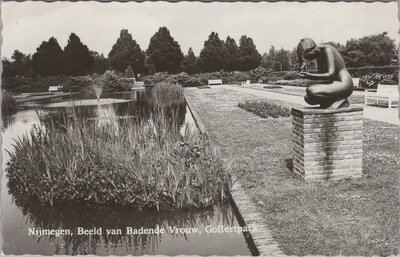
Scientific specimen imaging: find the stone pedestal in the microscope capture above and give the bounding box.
[291,106,363,181]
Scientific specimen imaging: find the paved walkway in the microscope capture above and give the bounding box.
[220,84,400,125]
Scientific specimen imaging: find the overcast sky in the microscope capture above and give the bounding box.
[1,1,398,59]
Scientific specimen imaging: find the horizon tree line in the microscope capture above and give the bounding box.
[2,28,397,78]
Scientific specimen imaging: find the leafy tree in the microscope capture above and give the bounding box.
[224,36,241,71]
[262,46,291,71]
[90,51,110,75]
[345,32,396,67]
[198,32,228,72]
[180,47,198,74]
[261,46,276,70]
[2,50,34,77]
[108,29,146,74]
[32,37,64,76]
[64,33,94,76]
[289,47,299,70]
[146,27,184,73]
[274,48,290,71]
[238,35,261,71]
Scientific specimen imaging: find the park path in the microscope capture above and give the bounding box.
[220,84,400,125]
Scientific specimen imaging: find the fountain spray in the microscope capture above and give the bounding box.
[93,85,103,102]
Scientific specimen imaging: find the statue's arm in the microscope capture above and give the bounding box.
[301,48,336,80]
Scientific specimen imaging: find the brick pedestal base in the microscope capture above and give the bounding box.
[292,106,363,181]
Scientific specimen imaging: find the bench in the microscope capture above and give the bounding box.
[241,80,251,87]
[208,79,223,85]
[352,78,360,89]
[48,85,61,92]
[365,84,399,108]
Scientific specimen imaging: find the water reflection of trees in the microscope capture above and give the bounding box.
[36,90,186,131]
[12,193,236,255]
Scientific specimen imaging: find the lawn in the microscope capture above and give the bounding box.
[184,86,399,256]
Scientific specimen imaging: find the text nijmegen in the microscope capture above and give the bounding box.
[28,228,72,237]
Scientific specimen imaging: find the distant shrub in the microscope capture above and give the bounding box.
[359,73,396,89]
[348,66,399,78]
[99,71,132,92]
[379,79,397,85]
[283,71,299,80]
[248,67,272,81]
[61,76,93,92]
[183,78,202,87]
[238,100,290,118]
[2,76,68,93]
[143,72,170,87]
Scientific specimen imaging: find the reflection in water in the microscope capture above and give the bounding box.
[11,194,243,256]
[2,91,251,256]
[35,90,187,131]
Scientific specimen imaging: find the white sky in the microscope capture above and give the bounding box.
[1,1,399,59]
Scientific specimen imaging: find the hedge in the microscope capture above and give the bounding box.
[347,66,399,78]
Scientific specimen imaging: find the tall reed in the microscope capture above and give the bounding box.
[7,84,230,210]
[2,91,18,114]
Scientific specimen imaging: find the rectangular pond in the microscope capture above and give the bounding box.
[1,90,254,256]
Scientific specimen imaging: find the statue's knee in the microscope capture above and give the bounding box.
[307,86,325,96]
[306,87,318,96]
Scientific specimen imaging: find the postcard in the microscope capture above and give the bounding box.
[1,1,399,256]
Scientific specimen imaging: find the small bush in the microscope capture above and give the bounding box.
[238,100,290,118]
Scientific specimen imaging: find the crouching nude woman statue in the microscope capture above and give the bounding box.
[297,38,353,109]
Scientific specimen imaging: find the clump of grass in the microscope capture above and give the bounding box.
[238,100,290,118]
[153,82,183,99]
[6,113,229,210]
[2,91,18,114]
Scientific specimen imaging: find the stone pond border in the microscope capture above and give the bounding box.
[185,94,284,256]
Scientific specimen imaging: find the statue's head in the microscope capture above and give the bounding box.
[297,38,317,62]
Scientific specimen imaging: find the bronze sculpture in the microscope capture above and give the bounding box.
[297,38,353,109]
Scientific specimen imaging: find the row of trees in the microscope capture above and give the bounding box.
[3,34,110,77]
[261,32,397,71]
[3,29,397,78]
[3,27,262,78]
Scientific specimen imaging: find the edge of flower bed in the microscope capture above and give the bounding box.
[184,93,284,256]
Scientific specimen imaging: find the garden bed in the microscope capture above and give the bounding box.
[184,86,399,256]
[238,100,290,118]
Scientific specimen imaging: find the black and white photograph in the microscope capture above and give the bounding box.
[1,1,399,256]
